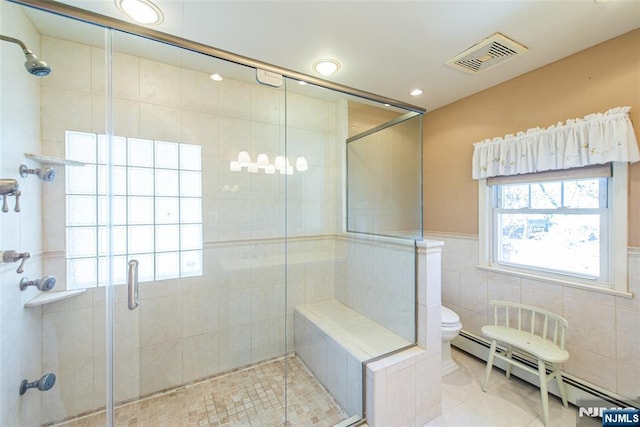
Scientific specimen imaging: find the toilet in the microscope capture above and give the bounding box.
[441,305,463,376]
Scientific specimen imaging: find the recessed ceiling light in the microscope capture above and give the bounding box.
[410,89,423,96]
[313,59,341,76]
[298,81,307,85]
[210,73,223,81]
[115,0,164,25]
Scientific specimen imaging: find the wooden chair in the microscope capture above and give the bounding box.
[481,300,569,427]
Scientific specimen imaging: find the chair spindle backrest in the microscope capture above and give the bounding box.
[490,300,568,350]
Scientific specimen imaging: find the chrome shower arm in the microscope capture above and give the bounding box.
[0,34,31,54]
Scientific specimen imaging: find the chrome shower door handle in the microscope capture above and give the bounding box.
[127,259,139,310]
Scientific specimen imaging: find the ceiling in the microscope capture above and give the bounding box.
[21,0,640,111]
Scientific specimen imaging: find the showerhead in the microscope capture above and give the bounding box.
[24,52,51,77]
[0,34,52,77]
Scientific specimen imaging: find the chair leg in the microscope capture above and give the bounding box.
[554,364,568,408]
[505,344,513,379]
[482,340,497,392]
[537,359,550,427]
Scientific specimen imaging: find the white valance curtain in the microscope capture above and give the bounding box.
[471,106,640,179]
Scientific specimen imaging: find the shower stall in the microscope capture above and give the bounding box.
[0,1,427,426]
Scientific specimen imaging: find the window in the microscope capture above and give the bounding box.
[494,176,607,280]
[65,131,203,289]
[478,163,629,293]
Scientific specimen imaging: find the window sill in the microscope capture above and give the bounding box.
[24,289,87,308]
[475,264,633,299]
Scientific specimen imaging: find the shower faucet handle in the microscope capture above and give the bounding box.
[1,250,31,274]
[13,190,21,212]
[1,189,21,213]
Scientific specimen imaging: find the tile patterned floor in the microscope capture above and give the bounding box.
[424,347,599,427]
[55,356,347,427]
[52,346,603,427]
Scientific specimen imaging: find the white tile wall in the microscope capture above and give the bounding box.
[428,232,640,399]
[0,3,45,426]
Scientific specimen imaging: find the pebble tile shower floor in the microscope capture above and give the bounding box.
[54,356,347,427]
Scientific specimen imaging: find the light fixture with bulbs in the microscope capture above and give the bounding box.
[230,152,308,175]
[313,59,341,76]
[115,0,164,25]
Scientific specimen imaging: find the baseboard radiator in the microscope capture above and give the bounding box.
[454,331,639,410]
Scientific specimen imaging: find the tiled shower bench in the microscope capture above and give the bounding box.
[294,300,412,422]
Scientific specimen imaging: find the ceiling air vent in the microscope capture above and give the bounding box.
[445,33,528,74]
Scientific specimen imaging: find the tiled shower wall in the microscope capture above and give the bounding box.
[33,33,343,423]
[429,232,640,400]
[0,2,44,426]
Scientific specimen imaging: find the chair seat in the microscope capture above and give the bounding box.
[481,325,569,363]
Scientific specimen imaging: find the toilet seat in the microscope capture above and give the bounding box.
[441,306,461,327]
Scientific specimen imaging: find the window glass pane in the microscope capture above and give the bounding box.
[156,198,179,224]
[110,226,127,255]
[97,165,107,196]
[112,196,127,225]
[98,256,109,286]
[135,253,155,282]
[564,179,601,209]
[530,182,561,209]
[67,258,97,289]
[113,166,127,195]
[128,167,154,196]
[66,131,96,163]
[156,225,180,252]
[128,197,154,224]
[180,144,202,171]
[67,165,96,194]
[128,138,154,167]
[181,224,202,250]
[98,196,108,226]
[180,171,202,197]
[67,196,96,226]
[98,227,127,256]
[156,252,179,280]
[156,141,179,169]
[67,227,97,257]
[497,213,600,277]
[500,184,529,209]
[181,198,202,223]
[181,250,202,277]
[97,134,107,165]
[107,255,129,285]
[155,169,179,196]
[128,225,154,253]
[113,136,127,165]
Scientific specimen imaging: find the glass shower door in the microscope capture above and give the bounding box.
[107,29,291,425]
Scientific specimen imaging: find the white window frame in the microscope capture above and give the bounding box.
[477,162,630,296]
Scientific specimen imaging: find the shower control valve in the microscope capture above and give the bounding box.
[1,250,30,274]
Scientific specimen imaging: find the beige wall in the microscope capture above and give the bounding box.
[424,28,640,246]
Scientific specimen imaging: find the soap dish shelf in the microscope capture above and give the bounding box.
[24,289,87,308]
[24,153,86,167]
